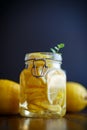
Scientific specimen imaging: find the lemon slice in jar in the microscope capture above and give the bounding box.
[24,53,49,105]
[47,69,66,105]
[25,52,51,83]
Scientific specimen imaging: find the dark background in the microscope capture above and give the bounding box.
[0,0,87,87]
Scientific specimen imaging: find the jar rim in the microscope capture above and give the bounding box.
[25,52,62,62]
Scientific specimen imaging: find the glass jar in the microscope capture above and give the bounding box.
[19,52,66,118]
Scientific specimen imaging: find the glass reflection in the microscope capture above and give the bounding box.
[19,117,67,130]
[0,116,67,130]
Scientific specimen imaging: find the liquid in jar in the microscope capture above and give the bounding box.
[19,52,66,118]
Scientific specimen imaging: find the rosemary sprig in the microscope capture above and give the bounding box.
[50,43,64,53]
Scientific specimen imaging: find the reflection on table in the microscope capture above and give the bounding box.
[0,112,87,130]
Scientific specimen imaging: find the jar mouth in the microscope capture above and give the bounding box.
[25,52,62,62]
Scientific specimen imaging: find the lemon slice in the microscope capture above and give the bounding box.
[25,52,51,60]
[47,69,66,104]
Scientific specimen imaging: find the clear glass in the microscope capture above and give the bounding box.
[19,52,66,118]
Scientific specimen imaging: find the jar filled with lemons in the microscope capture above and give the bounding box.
[19,44,66,118]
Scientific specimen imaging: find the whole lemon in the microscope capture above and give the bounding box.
[0,79,20,114]
[66,82,87,112]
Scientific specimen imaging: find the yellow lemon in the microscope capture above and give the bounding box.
[47,69,66,105]
[66,82,87,112]
[0,79,20,114]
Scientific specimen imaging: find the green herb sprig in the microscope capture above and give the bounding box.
[50,43,64,54]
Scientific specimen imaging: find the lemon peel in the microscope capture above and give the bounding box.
[0,79,20,114]
[66,81,87,112]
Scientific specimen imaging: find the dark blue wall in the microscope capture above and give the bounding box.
[0,1,87,87]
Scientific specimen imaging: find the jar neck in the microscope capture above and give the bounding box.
[25,59,61,68]
[25,52,62,63]
[24,52,62,78]
[25,52,62,69]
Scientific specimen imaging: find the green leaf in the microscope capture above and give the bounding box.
[50,48,56,53]
[57,43,64,49]
[54,46,59,51]
[50,43,65,54]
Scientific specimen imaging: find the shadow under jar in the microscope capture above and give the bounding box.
[19,52,66,118]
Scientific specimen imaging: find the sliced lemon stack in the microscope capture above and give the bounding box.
[20,52,66,114]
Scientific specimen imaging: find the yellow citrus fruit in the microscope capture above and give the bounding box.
[0,79,20,114]
[66,82,87,112]
[47,69,66,105]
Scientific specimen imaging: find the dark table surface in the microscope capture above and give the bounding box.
[0,109,87,130]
